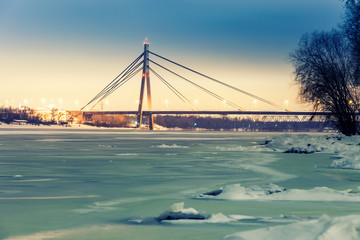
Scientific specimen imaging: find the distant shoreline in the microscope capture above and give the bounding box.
[0,123,337,134]
[0,123,126,131]
[0,123,172,132]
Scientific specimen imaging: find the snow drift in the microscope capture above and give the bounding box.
[223,214,360,240]
[197,183,360,201]
[261,134,360,169]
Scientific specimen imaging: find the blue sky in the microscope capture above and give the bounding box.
[0,0,344,111]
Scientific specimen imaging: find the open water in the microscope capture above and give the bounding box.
[1,129,360,240]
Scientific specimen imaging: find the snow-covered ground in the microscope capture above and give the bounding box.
[261,134,360,169]
[2,129,360,240]
[223,214,360,240]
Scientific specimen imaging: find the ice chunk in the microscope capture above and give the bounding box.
[283,147,315,154]
[152,144,189,149]
[156,202,209,221]
[330,152,360,169]
[216,145,272,152]
[199,188,223,197]
[207,213,233,223]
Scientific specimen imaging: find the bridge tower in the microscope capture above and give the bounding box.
[137,41,154,130]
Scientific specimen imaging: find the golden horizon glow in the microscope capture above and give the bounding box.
[0,44,308,111]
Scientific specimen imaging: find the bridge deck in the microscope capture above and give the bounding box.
[82,111,332,116]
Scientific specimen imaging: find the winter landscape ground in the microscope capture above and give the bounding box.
[1,127,360,240]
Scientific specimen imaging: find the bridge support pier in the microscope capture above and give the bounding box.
[137,41,154,130]
[148,114,153,130]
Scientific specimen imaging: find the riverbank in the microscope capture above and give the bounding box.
[0,123,185,132]
[0,123,97,130]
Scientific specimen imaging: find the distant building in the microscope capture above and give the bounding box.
[13,120,27,125]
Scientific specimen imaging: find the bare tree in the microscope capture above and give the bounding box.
[342,0,360,80]
[290,30,359,135]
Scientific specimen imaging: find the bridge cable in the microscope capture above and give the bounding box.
[88,62,142,110]
[149,68,187,103]
[85,53,143,107]
[81,53,144,110]
[149,67,191,106]
[94,60,144,101]
[86,60,143,110]
[83,58,143,110]
[99,62,144,100]
[149,67,196,110]
[89,63,144,110]
[90,65,143,110]
[90,68,143,110]
[149,60,244,111]
[149,51,284,110]
[150,60,244,110]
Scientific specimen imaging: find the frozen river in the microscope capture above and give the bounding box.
[1,129,360,240]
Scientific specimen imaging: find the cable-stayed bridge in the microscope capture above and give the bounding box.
[81,42,330,130]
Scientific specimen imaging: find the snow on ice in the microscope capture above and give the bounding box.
[198,183,360,201]
[152,144,189,149]
[261,134,360,169]
[223,214,360,240]
[134,202,310,225]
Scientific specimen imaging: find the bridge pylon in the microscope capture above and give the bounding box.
[137,41,154,130]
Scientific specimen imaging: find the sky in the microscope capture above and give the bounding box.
[0,0,344,111]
